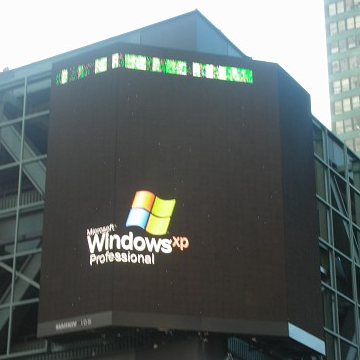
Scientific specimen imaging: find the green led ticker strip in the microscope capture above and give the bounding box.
[55,53,253,85]
[193,62,253,83]
[112,53,188,76]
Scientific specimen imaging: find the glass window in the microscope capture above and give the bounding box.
[0,121,22,166]
[352,95,360,110]
[350,187,360,226]
[10,303,39,352]
[330,22,338,35]
[354,116,360,130]
[0,258,13,303]
[328,135,346,171]
[344,118,353,132]
[338,295,356,341]
[336,119,344,134]
[346,0,354,11]
[0,215,16,257]
[347,16,355,29]
[13,253,40,302]
[339,39,347,52]
[344,98,351,112]
[315,160,328,199]
[356,0,360,6]
[0,145,14,167]
[323,288,336,331]
[331,40,339,54]
[332,60,340,73]
[348,151,360,191]
[333,80,341,94]
[318,200,329,240]
[356,266,360,300]
[0,308,10,355]
[0,165,19,212]
[335,100,343,114]
[348,35,356,49]
[20,162,46,205]
[345,139,354,151]
[313,122,324,159]
[353,227,360,263]
[335,253,353,297]
[320,245,332,284]
[341,57,349,71]
[25,77,50,116]
[339,19,346,32]
[355,137,360,152]
[340,339,358,359]
[18,210,43,253]
[356,15,360,28]
[351,75,359,89]
[329,3,337,15]
[337,0,345,13]
[331,171,347,211]
[0,82,25,122]
[342,78,350,92]
[349,55,358,69]
[325,332,338,360]
[23,114,49,160]
[332,210,350,255]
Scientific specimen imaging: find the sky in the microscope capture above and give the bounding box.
[0,0,331,128]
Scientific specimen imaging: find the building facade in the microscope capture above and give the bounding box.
[1,9,360,360]
[324,0,360,154]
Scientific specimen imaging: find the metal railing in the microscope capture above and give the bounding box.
[0,189,43,212]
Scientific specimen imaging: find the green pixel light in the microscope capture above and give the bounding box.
[125,54,147,71]
[95,57,108,74]
[55,52,253,85]
[193,62,253,84]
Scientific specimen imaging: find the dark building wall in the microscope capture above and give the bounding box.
[277,67,324,340]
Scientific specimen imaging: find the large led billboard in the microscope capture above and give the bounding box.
[38,42,324,355]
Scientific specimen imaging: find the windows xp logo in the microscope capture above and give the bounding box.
[86,190,188,267]
[126,190,176,236]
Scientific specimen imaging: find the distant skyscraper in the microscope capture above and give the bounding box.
[324,0,360,153]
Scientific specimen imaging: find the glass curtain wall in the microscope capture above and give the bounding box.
[314,118,360,360]
[0,72,49,358]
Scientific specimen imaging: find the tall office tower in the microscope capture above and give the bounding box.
[324,0,360,153]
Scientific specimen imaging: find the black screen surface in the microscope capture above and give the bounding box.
[38,43,323,354]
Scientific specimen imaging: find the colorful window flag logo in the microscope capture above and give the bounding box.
[126,191,176,236]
